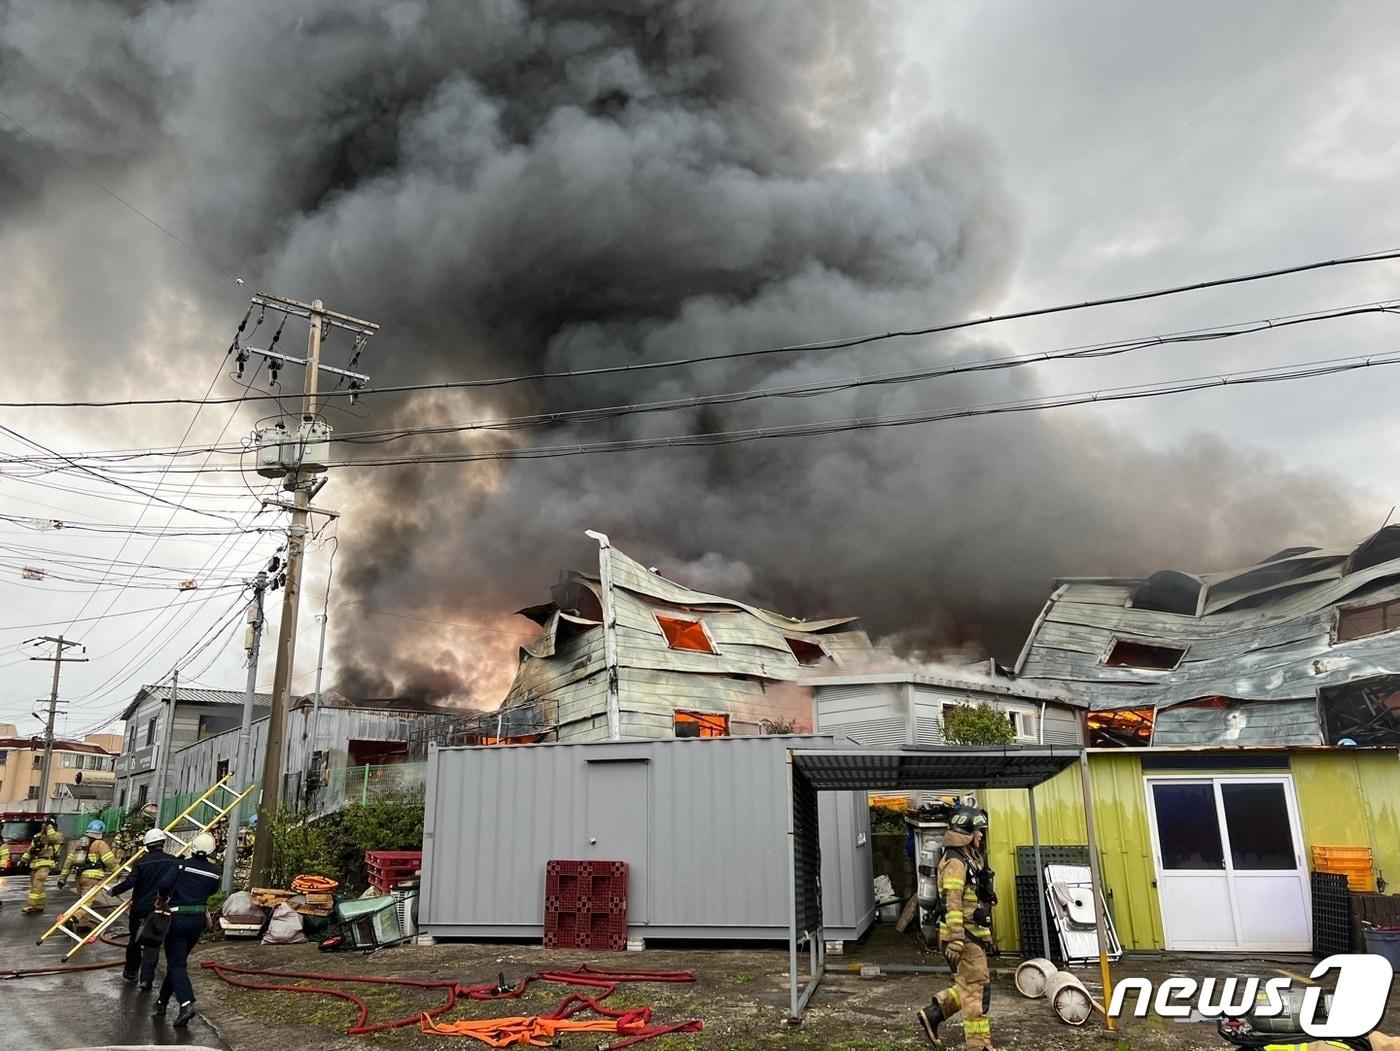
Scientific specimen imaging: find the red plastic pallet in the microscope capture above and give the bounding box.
[543,859,628,950]
[366,850,423,892]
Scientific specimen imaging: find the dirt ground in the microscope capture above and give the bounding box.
[188,925,1400,1051]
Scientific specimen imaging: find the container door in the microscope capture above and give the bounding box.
[1146,780,1237,950]
[585,759,648,924]
[1217,778,1310,951]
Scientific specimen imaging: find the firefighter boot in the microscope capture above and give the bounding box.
[917,1000,945,1048]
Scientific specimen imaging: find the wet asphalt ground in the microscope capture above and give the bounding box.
[1,873,228,1050]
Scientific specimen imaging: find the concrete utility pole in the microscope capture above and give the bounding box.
[151,670,179,818]
[28,635,86,812]
[223,571,267,891]
[248,291,377,886]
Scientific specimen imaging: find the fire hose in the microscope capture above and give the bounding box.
[3,933,129,979]
[200,961,703,1047]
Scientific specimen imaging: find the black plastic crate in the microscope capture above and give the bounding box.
[1015,873,1061,962]
[1311,871,1351,958]
[1015,844,1090,876]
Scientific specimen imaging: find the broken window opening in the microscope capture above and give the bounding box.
[1320,675,1400,745]
[655,614,717,654]
[674,711,729,738]
[1336,597,1400,643]
[1104,639,1186,670]
[1345,524,1400,575]
[785,636,830,666]
[1086,708,1155,747]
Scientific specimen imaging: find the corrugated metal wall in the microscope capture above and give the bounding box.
[420,735,873,942]
[1291,750,1400,884]
[981,753,1163,952]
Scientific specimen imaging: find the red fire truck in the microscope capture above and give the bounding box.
[1,811,58,875]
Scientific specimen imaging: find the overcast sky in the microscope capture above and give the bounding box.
[2,1,1398,733]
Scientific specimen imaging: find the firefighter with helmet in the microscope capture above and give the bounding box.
[153,831,221,1028]
[58,819,119,930]
[20,816,65,914]
[918,806,997,1050]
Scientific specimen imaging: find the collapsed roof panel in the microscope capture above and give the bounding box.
[1017,528,1400,722]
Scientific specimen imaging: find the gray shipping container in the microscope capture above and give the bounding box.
[421,734,874,942]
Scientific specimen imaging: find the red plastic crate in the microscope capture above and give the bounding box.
[365,850,422,891]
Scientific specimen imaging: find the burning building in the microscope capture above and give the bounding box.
[456,536,876,744]
[1015,526,1400,747]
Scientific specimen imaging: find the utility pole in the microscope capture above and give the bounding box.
[27,636,86,813]
[303,609,330,811]
[150,670,179,820]
[247,292,376,886]
[222,571,267,891]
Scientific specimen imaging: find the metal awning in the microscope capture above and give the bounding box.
[792,746,1081,791]
[786,745,1115,1026]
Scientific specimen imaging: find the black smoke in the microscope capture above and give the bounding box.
[0,1,1371,702]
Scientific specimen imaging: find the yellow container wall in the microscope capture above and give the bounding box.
[982,753,1163,952]
[1291,751,1400,886]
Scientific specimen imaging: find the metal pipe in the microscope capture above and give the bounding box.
[584,530,621,740]
[1028,783,1052,961]
[1078,749,1115,1031]
[786,748,800,1019]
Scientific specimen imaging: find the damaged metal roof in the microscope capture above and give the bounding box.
[1016,527,1400,741]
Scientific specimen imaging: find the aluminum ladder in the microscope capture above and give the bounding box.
[35,774,255,959]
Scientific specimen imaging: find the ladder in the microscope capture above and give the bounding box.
[35,774,255,959]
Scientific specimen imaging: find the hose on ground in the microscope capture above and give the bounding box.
[2,933,130,979]
[200,960,703,1046]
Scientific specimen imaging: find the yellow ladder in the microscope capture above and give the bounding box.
[35,774,255,960]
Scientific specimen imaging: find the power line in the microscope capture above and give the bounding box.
[10,297,1399,470]
[240,347,1400,469]
[1,245,1399,411]
[0,104,248,287]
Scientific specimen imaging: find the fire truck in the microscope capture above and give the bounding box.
[1,811,59,875]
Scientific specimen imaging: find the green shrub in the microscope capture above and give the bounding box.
[941,702,1016,746]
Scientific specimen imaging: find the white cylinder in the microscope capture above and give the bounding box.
[1045,970,1093,1026]
[1015,958,1058,998]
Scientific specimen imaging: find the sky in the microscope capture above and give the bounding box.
[1,1,1398,737]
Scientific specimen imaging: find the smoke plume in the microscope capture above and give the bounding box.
[0,1,1374,704]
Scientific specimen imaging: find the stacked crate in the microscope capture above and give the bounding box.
[543,859,629,951]
[1311,845,1376,892]
[366,850,423,892]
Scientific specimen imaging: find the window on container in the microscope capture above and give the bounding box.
[674,711,729,738]
[785,636,830,666]
[1006,709,1039,741]
[1105,638,1186,670]
[655,614,717,654]
[1336,598,1400,642]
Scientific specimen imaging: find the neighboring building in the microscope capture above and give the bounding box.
[809,669,1084,748]
[113,685,272,810]
[1015,527,1400,747]
[481,543,876,743]
[161,691,457,816]
[0,722,122,812]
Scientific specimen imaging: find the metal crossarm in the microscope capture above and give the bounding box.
[35,774,255,959]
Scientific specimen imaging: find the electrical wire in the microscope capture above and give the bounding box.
[9,296,1397,469]
[2,245,1400,411]
[0,104,249,287]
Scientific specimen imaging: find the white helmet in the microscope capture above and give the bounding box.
[190,832,216,856]
[143,828,166,847]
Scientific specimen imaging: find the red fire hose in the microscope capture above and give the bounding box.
[3,933,130,979]
[199,961,702,1046]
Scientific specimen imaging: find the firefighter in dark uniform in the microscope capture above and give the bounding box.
[918,806,997,1050]
[152,831,220,1027]
[110,827,178,988]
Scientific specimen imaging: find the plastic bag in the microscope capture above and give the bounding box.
[222,890,263,925]
[261,901,307,944]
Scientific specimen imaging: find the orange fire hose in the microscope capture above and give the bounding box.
[200,960,702,1046]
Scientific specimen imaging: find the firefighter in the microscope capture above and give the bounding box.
[153,831,220,1028]
[20,817,65,914]
[917,806,996,1050]
[58,820,119,930]
[112,816,145,864]
[111,827,177,987]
